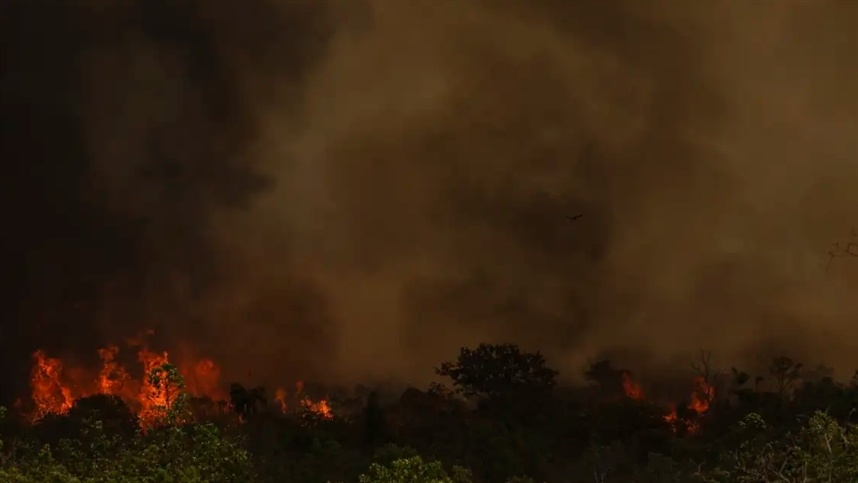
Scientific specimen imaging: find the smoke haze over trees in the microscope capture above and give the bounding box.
[1,0,856,403]
[2,343,858,482]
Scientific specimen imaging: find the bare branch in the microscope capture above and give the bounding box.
[691,349,713,385]
[826,228,858,271]
[769,356,803,399]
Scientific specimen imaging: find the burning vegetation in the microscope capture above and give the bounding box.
[18,334,735,445]
[2,341,857,482]
[24,332,332,428]
[602,366,716,436]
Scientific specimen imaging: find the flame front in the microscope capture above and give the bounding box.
[98,345,131,395]
[272,382,333,421]
[136,348,173,426]
[295,380,333,420]
[300,396,333,419]
[181,357,224,400]
[30,341,714,432]
[26,336,334,425]
[30,350,74,420]
[662,376,715,433]
[689,376,715,414]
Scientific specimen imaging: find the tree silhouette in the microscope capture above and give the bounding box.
[769,356,803,400]
[66,394,138,436]
[825,228,858,271]
[436,344,558,402]
[362,391,385,452]
[148,363,184,411]
[584,360,625,400]
[229,383,267,419]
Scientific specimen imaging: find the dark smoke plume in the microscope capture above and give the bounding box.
[1,0,856,402]
[0,0,336,400]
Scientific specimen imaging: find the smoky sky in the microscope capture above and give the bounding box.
[1,0,856,402]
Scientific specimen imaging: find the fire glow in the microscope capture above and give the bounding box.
[26,334,331,427]
[621,372,715,434]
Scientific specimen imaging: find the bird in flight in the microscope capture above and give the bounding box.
[565,213,583,222]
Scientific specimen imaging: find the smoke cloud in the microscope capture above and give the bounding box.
[1,0,856,400]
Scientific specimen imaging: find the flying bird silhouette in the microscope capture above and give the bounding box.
[566,214,583,222]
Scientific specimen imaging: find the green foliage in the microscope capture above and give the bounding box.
[700,411,858,482]
[505,477,538,483]
[372,443,419,466]
[3,346,858,483]
[147,363,194,426]
[0,367,254,483]
[0,422,254,482]
[463,419,539,481]
[357,456,471,483]
[355,457,542,483]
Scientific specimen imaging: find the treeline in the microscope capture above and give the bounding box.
[1,343,857,482]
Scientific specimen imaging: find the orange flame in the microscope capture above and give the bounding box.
[622,372,644,400]
[97,345,131,395]
[274,387,288,413]
[689,376,715,414]
[26,336,333,426]
[136,348,173,427]
[180,357,225,401]
[30,350,74,421]
[300,396,333,419]
[27,339,203,428]
[662,377,715,434]
[664,405,678,423]
[295,380,333,420]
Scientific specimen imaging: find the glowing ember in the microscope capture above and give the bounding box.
[300,396,333,419]
[662,377,716,434]
[181,357,225,401]
[664,405,678,423]
[274,387,288,413]
[689,376,715,414]
[621,371,644,400]
[294,381,333,420]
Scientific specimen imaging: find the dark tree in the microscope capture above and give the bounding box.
[362,391,385,452]
[584,359,626,400]
[769,356,803,400]
[436,343,558,401]
[729,367,757,406]
[825,228,858,270]
[35,394,139,444]
[229,383,267,419]
[68,394,138,435]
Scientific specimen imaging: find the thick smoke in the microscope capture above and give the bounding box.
[1,0,856,401]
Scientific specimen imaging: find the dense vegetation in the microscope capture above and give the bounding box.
[1,344,856,482]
